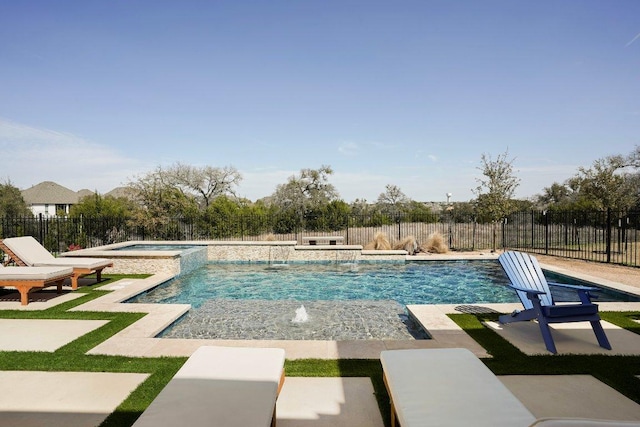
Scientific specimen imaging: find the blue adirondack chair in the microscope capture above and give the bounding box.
[498,251,612,354]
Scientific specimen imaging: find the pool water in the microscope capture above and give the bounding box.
[128,260,638,341]
[131,260,517,307]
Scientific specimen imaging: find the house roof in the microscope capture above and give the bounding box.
[21,181,82,205]
[77,189,96,200]
[105,186,136,200]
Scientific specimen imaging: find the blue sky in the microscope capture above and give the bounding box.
[1,1,638,202]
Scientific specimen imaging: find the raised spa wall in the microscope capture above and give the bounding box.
[61,241,408,276]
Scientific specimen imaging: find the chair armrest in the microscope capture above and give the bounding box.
[508,285,546,296]
[547,281,599,303]
[547,281,597,292]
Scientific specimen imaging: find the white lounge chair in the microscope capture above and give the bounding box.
[133,346,286,427]
[380,348,536,427]
[0,236,112,290]
[0,264,74,305]
[380,348,640,427]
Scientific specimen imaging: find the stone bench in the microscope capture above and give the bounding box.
[133,346,286,427]
[301,236,344,245]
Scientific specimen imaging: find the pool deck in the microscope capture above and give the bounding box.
[2,254,640,426]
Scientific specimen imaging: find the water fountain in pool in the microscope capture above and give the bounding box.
[292,305,309,323]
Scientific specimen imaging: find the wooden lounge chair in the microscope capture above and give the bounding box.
[0,264,73,305]
[132,346,286,427]
[380,348,536,427]
[498,250,612,354]
[0,236,113,290]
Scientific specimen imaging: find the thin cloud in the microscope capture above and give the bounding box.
[626,32,640,47]
[0,118,144,192]
[338,142,359,156]
[428,154,438,162]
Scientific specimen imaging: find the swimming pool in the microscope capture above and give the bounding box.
[131,260,516,307]
[130,260,638,307]
[128,260,638,341]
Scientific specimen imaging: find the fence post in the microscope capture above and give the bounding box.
[38,213,44,244]
[531,210,534,249]
[606,208,612,263]
[501,217,506,251]
[544,210,549,255]
[346,214,350,245]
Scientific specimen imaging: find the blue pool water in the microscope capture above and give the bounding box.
[128,260,638,341]
[131,260,518,307]
[131,259,639,307]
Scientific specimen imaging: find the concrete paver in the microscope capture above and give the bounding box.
[500,375,640,421]
[277,377,384,427]
[0,371,148,427]
[0,319,108,352]
[485,320,640,355]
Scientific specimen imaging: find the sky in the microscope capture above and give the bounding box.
[1,1,639,203]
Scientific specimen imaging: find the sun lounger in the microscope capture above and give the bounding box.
[380,348,536,427]
[0,236,113,290]
[0,264,73,305]
[530,419,640,426]
[132,346,286,427]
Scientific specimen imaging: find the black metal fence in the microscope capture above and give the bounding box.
[1,209,639,267]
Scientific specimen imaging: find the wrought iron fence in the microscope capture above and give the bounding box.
[1,209,639,267]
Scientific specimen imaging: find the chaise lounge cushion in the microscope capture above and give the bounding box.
[0,265,73,281]
[2,236,112,269]
[28,257,111,270]
[132,346,285,427]
[380,348,536,427]
[530,418,640,426]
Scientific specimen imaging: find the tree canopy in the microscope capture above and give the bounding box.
[270,165,339,214]
[0,180,31,217]
[537,146,640,211]
[473,150,520,223]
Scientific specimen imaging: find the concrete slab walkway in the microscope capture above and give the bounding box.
[277,377,384,427]
[0,319,108,352]
[485,320,640,355]
[0,371,148,427]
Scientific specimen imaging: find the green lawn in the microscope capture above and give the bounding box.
[0,276,638,427]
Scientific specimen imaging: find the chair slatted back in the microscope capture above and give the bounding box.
[498,251,553,310]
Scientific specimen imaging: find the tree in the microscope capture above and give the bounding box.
[270,165,339,215]
[472,150,520,251]
[536,182,572,209]
[166,163,242,208]
[127,168,200,238]
[67,193,135,245]
[0,180,31,217]
[376,184,410,216]
[572,155,637,211]
[70,193,133,218]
